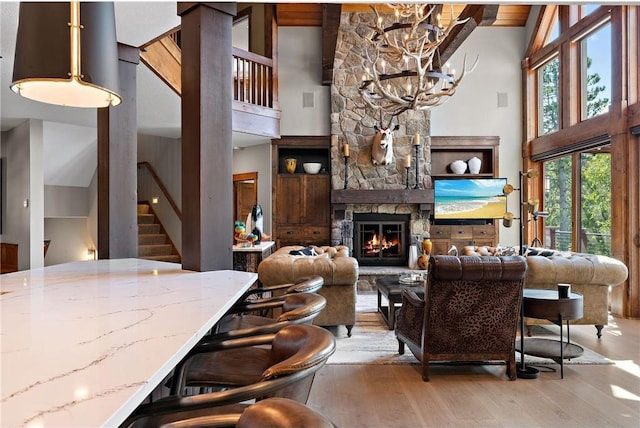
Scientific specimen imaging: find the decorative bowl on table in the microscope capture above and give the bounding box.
[399,272,426,284]
[303,162,322,174]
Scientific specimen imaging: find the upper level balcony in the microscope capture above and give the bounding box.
[140,28,280,138]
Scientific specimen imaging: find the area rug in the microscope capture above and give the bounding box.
[327,293,613,366]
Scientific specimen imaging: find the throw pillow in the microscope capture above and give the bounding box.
[289,247,318,256]
[522,246,556,257]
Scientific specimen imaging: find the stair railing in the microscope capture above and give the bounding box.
[137,162,182,254]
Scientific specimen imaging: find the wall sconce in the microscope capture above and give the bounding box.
[151,197,159,204]
[503,212,514,228]
[11,2,122,108]
[87,248,97,261]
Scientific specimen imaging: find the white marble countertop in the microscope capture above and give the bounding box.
[0,259,257,428]
[232,240,275,253]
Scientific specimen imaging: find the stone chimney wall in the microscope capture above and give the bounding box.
[329,12,433,249]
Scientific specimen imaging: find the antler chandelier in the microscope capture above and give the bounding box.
[359,4,478,117]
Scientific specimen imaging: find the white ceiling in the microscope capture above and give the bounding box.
[1,2,268,187]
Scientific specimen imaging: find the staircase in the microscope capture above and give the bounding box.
[138,203,181,264]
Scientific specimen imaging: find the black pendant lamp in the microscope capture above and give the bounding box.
[11,1,122,108]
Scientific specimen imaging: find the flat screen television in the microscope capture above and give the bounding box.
[434,178,508,220]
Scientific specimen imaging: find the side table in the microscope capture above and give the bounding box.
[232,241,275,273]
[516,288,584,379]
[376,276,425,330]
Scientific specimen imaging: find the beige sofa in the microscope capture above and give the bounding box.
[461,246,629,337]
[257,245,359,336]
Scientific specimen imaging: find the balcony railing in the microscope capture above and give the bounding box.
[233,47,274,108]
[141,31,277,109]
[545,227,612,256]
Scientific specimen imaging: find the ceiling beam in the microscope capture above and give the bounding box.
[322,4,341,86]
[438,5,499,66]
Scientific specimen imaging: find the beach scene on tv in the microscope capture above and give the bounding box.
[434,178,508,219]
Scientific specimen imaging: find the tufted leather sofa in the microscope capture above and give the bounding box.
[461,246,629,337]
[258,245,359,336]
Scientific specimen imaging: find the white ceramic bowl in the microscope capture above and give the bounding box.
[303,162,322,174]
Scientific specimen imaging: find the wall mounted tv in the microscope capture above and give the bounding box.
[434,178,508,220]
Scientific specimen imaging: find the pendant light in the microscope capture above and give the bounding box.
[11,1,122,108]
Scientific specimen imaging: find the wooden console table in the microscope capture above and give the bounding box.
[232,241,275,273]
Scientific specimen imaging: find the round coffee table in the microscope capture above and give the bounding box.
[516,289,584,379]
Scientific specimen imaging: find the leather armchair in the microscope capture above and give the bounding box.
[396,255,527,381]
[214,292,327,337]
[125,325,335,428]
[238,275,324,303]
[156,398,336,428]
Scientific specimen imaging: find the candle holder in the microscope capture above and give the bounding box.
[405,166,410,189]
[413,143,420,189]
[343,155,349,189]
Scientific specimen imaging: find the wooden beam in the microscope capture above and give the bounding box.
[438,5,499,65]
[322,4,341,86]
[331,189,434,205]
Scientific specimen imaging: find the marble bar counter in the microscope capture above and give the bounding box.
[0,258,257,428]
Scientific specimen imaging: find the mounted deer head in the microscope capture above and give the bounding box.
[372,114,399,166]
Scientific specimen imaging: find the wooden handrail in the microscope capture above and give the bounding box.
[232,47,274,108]
[137,162,182,221]
[141,29,277,110]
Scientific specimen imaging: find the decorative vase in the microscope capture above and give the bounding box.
[468,156,482,174]
[417,253,429,270]
[421,237,432,256]
[285,158,297,174]
[450,160,467,174]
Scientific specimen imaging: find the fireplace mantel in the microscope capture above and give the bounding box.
[331,189,434,205]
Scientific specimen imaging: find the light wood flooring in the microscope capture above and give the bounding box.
[307,306,640,428]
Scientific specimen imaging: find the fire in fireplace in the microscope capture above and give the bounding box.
[354,213,410,266]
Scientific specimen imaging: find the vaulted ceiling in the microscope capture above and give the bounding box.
[275,4,532,27]
[279,4,532,85]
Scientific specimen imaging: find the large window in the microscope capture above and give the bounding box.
[538,57,560,135]
[544,157,573,251]
[579,149,611,255]
[581,23,611,120]
[543,147,611,255]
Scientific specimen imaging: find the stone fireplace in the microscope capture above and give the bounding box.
[328,11,433,263]
[353,213,410,266]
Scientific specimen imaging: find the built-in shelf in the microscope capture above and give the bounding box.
[331,189,434,204]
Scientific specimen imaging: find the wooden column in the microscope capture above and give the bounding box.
[179,2,236,271]
[97,44,140,259]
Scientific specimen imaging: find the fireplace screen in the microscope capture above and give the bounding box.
[354,214,409,266]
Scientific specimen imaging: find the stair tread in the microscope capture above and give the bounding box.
[140,255,181,263]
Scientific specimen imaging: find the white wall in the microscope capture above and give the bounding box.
[431,27,526,247]
[278,27,331,135]
[44,185,89,218]
[1,120,44,270]
[44,218,93,266]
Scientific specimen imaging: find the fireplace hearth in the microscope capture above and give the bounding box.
[354,213,410,266]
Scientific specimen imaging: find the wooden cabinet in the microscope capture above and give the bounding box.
[272,136,331,247]
[1,243,18,274]
[430,224,496,255]
[429,136,501,253]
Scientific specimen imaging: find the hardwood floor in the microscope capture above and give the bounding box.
[308,309,640,427]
